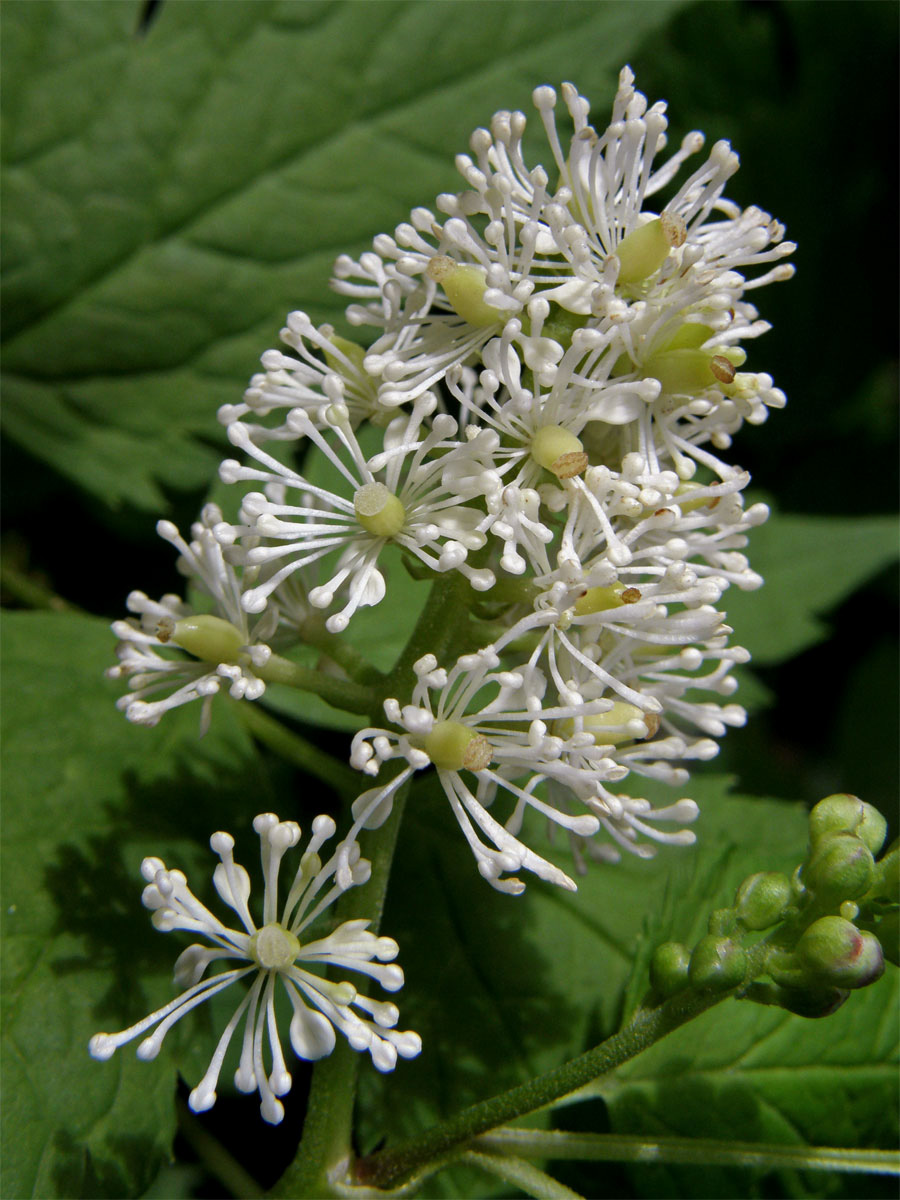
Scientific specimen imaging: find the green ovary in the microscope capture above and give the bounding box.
[249,923,301,970]
[172,615,245,663]
[616,215,685,286]
[531,425,588,478]
[423,721,492,771]
[427,256,505,326]
[557,703,659,747]
[573,583,641,616]
[354,483,406,537]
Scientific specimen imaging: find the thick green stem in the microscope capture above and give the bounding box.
[475,1130,900,1176]
[299,616,386,686]
[357,987,726,1189]
[384,573,471,698]
[235,702,362,798]
[258,652,375,715]
[268,787,409,1199]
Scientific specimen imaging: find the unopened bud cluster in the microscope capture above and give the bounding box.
[109,69,794,891]
[650,795,896,1017]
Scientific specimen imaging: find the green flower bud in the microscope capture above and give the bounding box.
[734,872,793,931]
[766,948,807,990]
[805,834,875,904]
[688,935,748,992]
[809,794,888,855]
[649,942,691,997]
[743,980,849,1020]
[796,916,885,989]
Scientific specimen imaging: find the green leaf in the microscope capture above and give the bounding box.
[2,0,687,512]
[0,611,274,1198]
[591,976,899,1199]
[727,513,899,665]
[356,775,814,1195]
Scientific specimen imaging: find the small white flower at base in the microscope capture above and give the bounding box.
[88,814,421,1124]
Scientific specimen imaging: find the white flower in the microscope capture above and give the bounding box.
[347,649,613,894]
[219,400,493,629]
[219,311,390,434]
[108,505,277,731]
[89,814,421,1124]
[529,72,794,316]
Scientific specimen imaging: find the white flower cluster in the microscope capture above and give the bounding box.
[100,68,793,1107]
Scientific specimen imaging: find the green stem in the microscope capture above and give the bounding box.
[176,1096,264,1199]
[234,702,362,798]
[475,1130,900,1176]
[258,653,374,715]
[462,1150,584,1200]
[269,786,409,1199]
[384,573,471,697]
[299,616,386,686]
[356,986,727,1189]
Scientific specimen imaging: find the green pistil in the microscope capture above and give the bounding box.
[171,615,245,663]
[354,483,406,537]
[324,333,367,375]
[557,703,659,747]
[616,214,686,287]
[427,256,505,326]
[531,425,588,479]
[249,923,301,970]
[573,584,641,616]
[423,721,492,772]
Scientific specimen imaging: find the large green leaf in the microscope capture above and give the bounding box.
[1,0,691,511]
[0,611,277,1198]
[588,977,899,1199]
[2,0,686,512]
[727,513,899,665]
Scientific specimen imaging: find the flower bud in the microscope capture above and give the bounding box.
[809,794,888,856]
[734,872,793,931]
[743,980,849,1019]
[795,916,885,989]
[650,942,691,997]
[688,935,748,992]
[805,834,875,904]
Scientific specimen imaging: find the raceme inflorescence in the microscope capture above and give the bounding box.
[96,68,796,1118]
